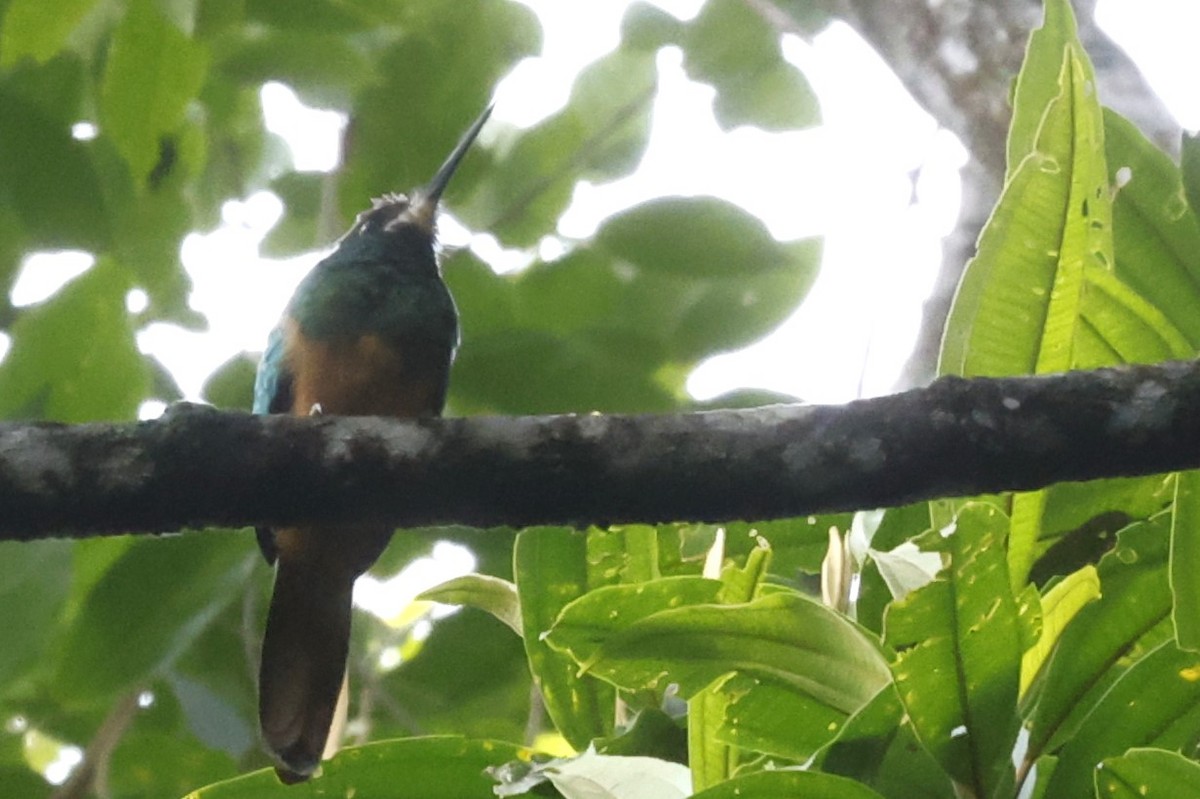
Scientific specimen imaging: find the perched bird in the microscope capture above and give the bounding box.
[252,106,491,783]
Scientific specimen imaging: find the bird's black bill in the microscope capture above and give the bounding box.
[423,103,494,205]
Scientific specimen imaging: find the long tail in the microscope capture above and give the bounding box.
[259,554,354,783]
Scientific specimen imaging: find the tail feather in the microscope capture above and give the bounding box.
[259,556,355,783]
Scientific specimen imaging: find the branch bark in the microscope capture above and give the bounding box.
[2,361,1199,540]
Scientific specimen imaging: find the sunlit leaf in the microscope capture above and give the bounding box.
[885,503,1021,797]
[1020,565,1099,696]
[419,573,521,636]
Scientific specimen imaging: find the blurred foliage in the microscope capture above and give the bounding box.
[3,0,1200,797]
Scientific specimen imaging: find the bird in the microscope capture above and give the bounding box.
[252,105,491,783]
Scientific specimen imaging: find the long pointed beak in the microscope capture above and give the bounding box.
[406,104,493,232]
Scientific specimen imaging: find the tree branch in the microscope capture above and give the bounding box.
[2,361,1199,539]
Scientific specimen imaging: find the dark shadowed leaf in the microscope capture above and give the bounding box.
[55,534,256,705]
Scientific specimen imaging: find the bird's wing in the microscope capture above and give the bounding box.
[254,325,293,415]
[254,325,294,564]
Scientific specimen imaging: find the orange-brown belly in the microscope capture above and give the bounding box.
[282,319,447,418]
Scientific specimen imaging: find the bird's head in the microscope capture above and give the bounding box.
[346,104,493,242]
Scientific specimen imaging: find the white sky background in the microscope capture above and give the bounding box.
[9,0,1196,410]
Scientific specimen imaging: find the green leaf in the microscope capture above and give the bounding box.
[1006,0,1078,174]
[1043,641,1200,798]
[100,0,209,184]
[1096,748,1200,798]
[681,0,819,131]
[419,573,521,636]
[0,540,72,694]
[0,86,109,250]
[184,736,526,798]
[818,686,956,798]
[597,196,797,277]
[1026,516,1170,760]
[55,533,256,705]
[215,30,372,108]
[1020,565,1099,697]
[620,2,683,51]
[382,608,531,743]
[1173,472,1200,651]
[0,0,99,66]
[594,708,687,763]
[1183,131,1200,224]
[1106,111,1200,348]
[884,503,1021,797]
[940,0,1111,377]
[690,769,887,799]
[939,0,1159,591]
[0,260,148,422]
[515,527,616,749]
[548,582,890,716]
[201,354,258,411]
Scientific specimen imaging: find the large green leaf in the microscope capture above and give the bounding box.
[0,86,109,251]
[547,581,891,736]
[514,527,616,749]
[1043,640,1200,798]
[418,573,522,636]
[100,0,209,184]
[1095,748,1200,798]
[184,736,525,798]
[941,0,1112,378]
[381,607,532,743]
[54,533,256,705]
[1020,565,1100,697]
[1026,516,1171,760]
[884,503,1021,798]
